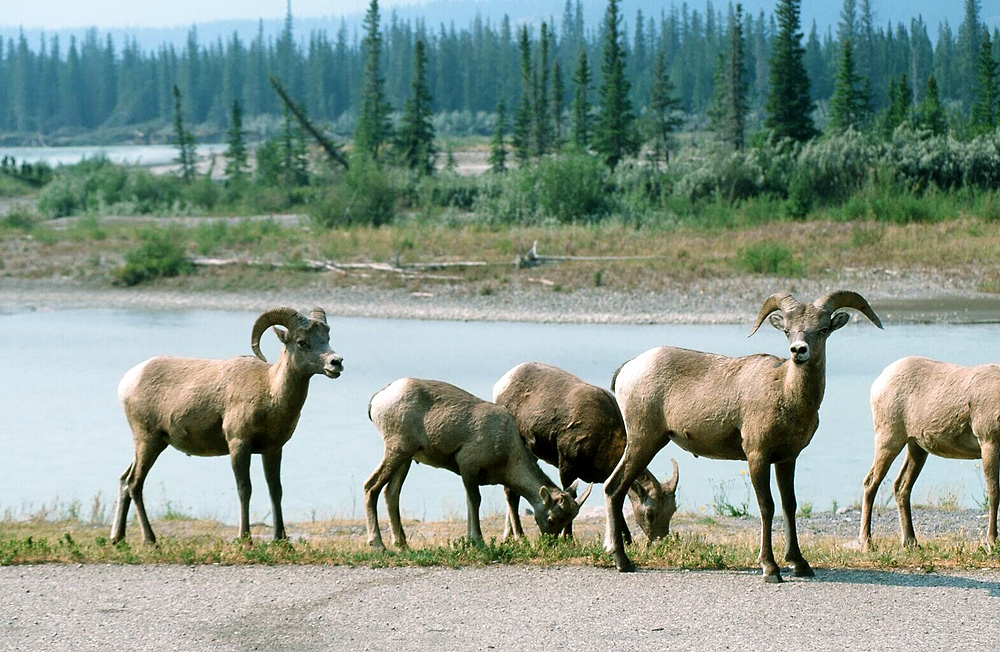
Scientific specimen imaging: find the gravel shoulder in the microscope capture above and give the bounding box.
[3,274,1000,324]
[3,563,999,651]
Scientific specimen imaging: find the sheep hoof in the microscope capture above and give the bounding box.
[368,540,386,552]
[792,564,814,578]
[615,556,636,573]
[902,537,918,549]
[763,572,783,584]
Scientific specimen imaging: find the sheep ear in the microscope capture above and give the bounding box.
[539,486,554,508]
[768,313,786,331]
[829,311,851,332]
[273,326,290,343]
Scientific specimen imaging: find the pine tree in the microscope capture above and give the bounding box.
[533,22,553,156]
[644,50,684,167]
[280,106,309,186]
[571,50,592,151]
[880,74,913,138]
[829,39,871,132]
[717,3,749,149]
[765,0,817,142]
[917,75,947,136]
[489,98,508,173]
[513,26,534,163]
[551,60,565,151]
[224,98,248,181]
[957,0,983,107]
[395,39,437,174]
[354,0,392,159]
[172,84,196,181]
[971,29,999,133]
[594,0,638,170]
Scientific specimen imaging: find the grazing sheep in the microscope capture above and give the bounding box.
[493,362,678,541]
[365,378,586,549]
[111,307,344,544]
[605,291,882,582]
[860,357,999,550]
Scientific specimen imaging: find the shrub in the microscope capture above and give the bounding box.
[535,154,612,223]
[113,229,193,286]
[310,156,397,228]
[735,241,805,276]
[37,176,86,218]
[0,205,42,230]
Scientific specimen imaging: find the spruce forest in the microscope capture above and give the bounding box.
[0,0,997,139]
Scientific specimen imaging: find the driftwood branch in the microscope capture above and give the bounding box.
[269,76,349,170]
[516,240,661,268]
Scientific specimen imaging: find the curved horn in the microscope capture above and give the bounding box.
[749,293,799,336]
[309,307,328,324]
[663,458,679,494]
[251,307,306,362]
[574,482,594,507]
[814,291,883,329]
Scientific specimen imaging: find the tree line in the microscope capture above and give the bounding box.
[0,0,998,139]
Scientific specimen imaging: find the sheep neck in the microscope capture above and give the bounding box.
[267,351,311,417]
[783,355,826,415]
[505,450,558,515]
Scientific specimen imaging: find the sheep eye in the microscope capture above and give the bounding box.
[297,339,309,349]
[819,327,830,335]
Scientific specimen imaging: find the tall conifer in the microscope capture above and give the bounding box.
[765,0,817,142]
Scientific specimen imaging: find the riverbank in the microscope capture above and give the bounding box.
[3,275,1000,325]
[1,506,997,569]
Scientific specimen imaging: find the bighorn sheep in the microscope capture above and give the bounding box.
[365,378,586,549]
[111,307,343,544]
[493,362,678,541]
[605,291,882,582]
[860,357,999,550]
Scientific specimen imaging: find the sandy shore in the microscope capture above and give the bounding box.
[2,273,1000,324]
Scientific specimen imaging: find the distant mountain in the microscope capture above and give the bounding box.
[0,0,991,52]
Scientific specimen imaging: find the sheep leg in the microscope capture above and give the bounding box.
[748,454,781,583]
[859,439,905,552]
[502,487,525,541]
[229,441,253,541]
[893,442,928,548]
[384,460,412,549]
[461,473,485,545]
[364,452,409,550]
[110,462,134,544]
[604,441,661,573]
[129,439,168,546]
[980,441,999,546]
[261,448,286,541]
[775,459,812,577]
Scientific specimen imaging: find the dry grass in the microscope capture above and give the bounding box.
[2,218,1000,294]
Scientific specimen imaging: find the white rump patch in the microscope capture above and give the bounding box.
[118,358,153,403]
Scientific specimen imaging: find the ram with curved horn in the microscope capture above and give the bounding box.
[111,307,343,545]
[365,378,587,549]
[604,291,882,582]
[493,362,678,542]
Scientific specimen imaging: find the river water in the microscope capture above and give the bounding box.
[1,309,994,525]
[2,144,225,168]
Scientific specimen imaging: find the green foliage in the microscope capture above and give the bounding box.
[354,0,394,159]
[971,29,999,134]
[571,50,593,151]
[395,40,437,175]
[736,242,805,276]
[113,228,194,286]
[0,205,42,231]
[594,0,638,170]
[765,0,818,142]
[535,154,613,223]
[644,50,684,166]
[224,99,249,181]
[0,157,53,189]
[489,99,508,174]
[311,155,397,228]
[711,476,751,518]
[172,85,197,182]
[829,39,872,133]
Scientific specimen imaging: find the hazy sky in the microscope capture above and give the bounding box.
[4,0,427,29]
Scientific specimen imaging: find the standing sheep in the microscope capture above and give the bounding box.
[605,291,882,582]
[365,378,586,549]
[493,362,678,541]
[112,307,344,544]
[860,357,999,550]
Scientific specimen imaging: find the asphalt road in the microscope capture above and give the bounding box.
[3,564,999,651]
